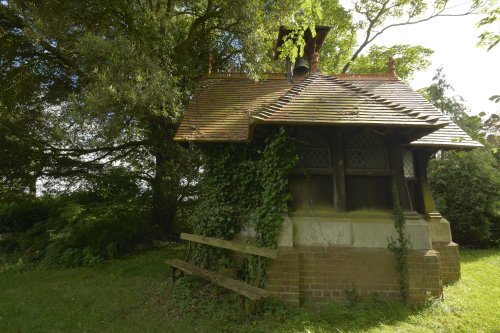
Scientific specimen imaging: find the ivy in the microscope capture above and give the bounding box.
[189,128,297,286]
[190,143,260,267]
[387,182,410,303]
[248,128,298,286]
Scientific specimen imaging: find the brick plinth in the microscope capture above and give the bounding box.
[266,247,300,306]
[433,241,460,284]
[267,246,443,305]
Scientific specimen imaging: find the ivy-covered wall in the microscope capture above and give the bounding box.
[189,128,297,286]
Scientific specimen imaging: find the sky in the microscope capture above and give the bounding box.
[340,1,500,116]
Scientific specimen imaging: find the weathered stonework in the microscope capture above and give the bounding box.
[427,214,460,283]
[264,212,454,305]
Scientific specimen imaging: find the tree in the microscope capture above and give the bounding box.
[421,68,500,247]
[0,0,272,234]
[477,4,500,104]
[349,44,433,80]
[342,0,493,73]
[478,5,500,51]
[429,149,499,247]
[418,68,469,123]
[1,0,493,237]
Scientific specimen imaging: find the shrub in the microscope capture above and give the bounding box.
[0,199,52,233]
[0,169,157,267]
[429,148,500,247]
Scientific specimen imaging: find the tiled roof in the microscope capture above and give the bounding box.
[174,74,293,142]
[339,75,482,148]
[174,72,481,149]
[410,123,483,148]
[253,74,444,127]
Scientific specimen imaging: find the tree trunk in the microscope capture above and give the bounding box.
[150,124,179,238]
[29,175,37,198]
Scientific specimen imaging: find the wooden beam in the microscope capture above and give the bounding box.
[331,131,346,211]
[388,137,413,211]
[166,259,268,301]
[180,233,278,259]
[345,169,393,176]
[416,150,437,215]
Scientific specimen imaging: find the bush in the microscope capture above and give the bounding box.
[429,148,500,247]
[0,169,157,267]
[40,200,155,267]
[0,199,52,233]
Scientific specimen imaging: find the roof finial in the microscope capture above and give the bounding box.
[207,53,212,76]
[387,57,397,76]
[310,52,320,74]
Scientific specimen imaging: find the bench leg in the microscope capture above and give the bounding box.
[240,295,245,311]
[250,300,257,315]
[172,267,177,282]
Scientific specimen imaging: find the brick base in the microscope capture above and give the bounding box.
[266,247,300,306]
[266,246,442,305]
[433,242,460,284]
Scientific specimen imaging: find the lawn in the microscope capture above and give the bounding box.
[0,246,499,333]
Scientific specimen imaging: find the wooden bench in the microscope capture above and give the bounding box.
[166,232,278,307]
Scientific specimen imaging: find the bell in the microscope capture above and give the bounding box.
[293,57,309,76]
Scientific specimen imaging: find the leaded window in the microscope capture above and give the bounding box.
[345,132,388,170]
[295,130,330,168]
[403,149,415,178]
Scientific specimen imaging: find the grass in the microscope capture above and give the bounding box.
[0,247,499,333]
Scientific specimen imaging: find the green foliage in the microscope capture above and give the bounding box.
[2,0,488,236]
[189,143,260,267]
[350,45,433,80]
[190,128,297,285]
[387,182,410,302]
[0,168,156,267]
[251,129,299,248]
[429,148,500,247]
[1,248,499,332]
[0,199,51,233]
[477,6,500,51]
[418,67,469,123]
[420,68,500,248]
[248,129,298,286]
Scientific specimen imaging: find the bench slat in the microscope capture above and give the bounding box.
[166,259,268,301]
[180,233,278,259]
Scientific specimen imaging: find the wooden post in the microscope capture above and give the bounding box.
[331,131,346,211]
[388,138,413,211]
[416,150,438,216]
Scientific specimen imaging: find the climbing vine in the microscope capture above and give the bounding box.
[387,182,411,302]
[247,128,298,286]
[189,128,297,285]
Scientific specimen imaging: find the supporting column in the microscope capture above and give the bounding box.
[388,138,413,211]
[416,150,460,283]
[331,131,346,211]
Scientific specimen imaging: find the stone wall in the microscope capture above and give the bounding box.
[262,212,457,305]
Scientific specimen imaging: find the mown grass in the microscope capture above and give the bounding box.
[0,247,499,333]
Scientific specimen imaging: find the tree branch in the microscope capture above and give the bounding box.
[342,1,485,73]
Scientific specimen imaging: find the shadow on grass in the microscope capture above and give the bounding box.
[259,294,433,333]
[162,275,428,333]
